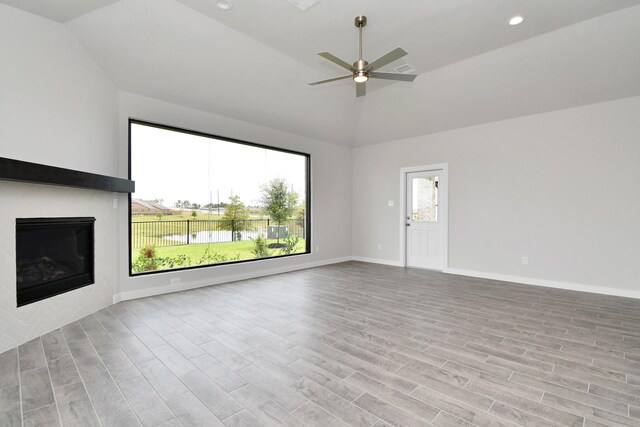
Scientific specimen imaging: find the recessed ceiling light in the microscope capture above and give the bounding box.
[508,15,525,26]
[216,0,232,11]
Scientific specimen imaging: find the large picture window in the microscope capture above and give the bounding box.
[129,120,310,275]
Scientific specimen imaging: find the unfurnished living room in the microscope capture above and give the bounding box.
[1,1,640,426]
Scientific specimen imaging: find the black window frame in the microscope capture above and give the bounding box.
[128,119,311,277]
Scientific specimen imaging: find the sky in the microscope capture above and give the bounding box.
[131,123,307,208]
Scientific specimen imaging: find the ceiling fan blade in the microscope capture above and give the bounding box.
[364,47,408,72]
[308,75,352,86]
[369,72,417,82]
[356,82,366,97]
[318,52,354,72]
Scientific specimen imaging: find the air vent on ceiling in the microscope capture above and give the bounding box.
[288,0,321,11]
[393,63,417,74]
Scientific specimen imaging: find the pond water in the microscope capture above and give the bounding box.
[163,230,264,244]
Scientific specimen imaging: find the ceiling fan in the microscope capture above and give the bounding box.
[309,16,417,97]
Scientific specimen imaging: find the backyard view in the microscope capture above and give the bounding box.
[130,122,309,274]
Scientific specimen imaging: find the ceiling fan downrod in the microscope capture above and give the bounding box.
[354,16,368,81]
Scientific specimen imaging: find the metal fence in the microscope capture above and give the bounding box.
[131,218,305,249]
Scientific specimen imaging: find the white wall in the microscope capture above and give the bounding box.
[0,6,119,352]
[115,92,352,301]
[353,96,640,297]
[0,6,118,176]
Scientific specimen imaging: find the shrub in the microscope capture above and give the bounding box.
[251,234,271,258]
[280,234,299,255]
[198,248,230,264]
[161,254,190,269]
[132,245,192,272]
[132,245,160,272]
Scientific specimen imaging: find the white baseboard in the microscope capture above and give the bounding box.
[113,256,352,303]
[351,256,404,267]
[112,257,640,303]
[443,267,640,300]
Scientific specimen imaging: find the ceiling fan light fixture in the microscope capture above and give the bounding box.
[216,0,233,11]
[353,71,369,83]
[508,15,525,26]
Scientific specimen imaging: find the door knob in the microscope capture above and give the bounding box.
[406,223,411,227]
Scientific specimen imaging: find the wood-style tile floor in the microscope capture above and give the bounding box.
[2,261,640,426]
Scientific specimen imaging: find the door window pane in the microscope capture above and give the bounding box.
[412,176,438,222]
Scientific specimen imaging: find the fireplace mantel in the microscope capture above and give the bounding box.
[0,157,134,193]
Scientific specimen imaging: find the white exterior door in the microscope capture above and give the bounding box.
[406,170,443,269]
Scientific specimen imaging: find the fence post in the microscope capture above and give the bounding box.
[187,220,190,245]
[231,219,236,241]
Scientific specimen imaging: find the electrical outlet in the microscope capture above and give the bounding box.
[388,200,394,207]
[112,198,118,209]
[521,256,529,265]
[315,245,320,253]
[377,243,382,250]
[170,278,181,286]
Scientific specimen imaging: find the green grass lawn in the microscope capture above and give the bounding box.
[156,238,305,259]
[131,238,307,265]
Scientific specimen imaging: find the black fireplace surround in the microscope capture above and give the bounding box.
[16,217,95,307]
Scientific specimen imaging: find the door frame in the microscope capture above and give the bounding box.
[399,163,449,270]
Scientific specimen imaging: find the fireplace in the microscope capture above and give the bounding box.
[16,217,95,307]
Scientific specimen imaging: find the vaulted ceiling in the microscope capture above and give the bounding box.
[3,0,640,146]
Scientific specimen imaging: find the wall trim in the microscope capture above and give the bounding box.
[113,256,351,303]
[113,256,640,303]
[444,267,640,300]
[351,256,404,267]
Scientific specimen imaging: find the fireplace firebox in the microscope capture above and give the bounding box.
[16,217,95,307]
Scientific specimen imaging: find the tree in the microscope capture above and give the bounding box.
[260,178,298,247]
[295,202,305,221]
[220,195,249,241]
[295,201,306,238]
